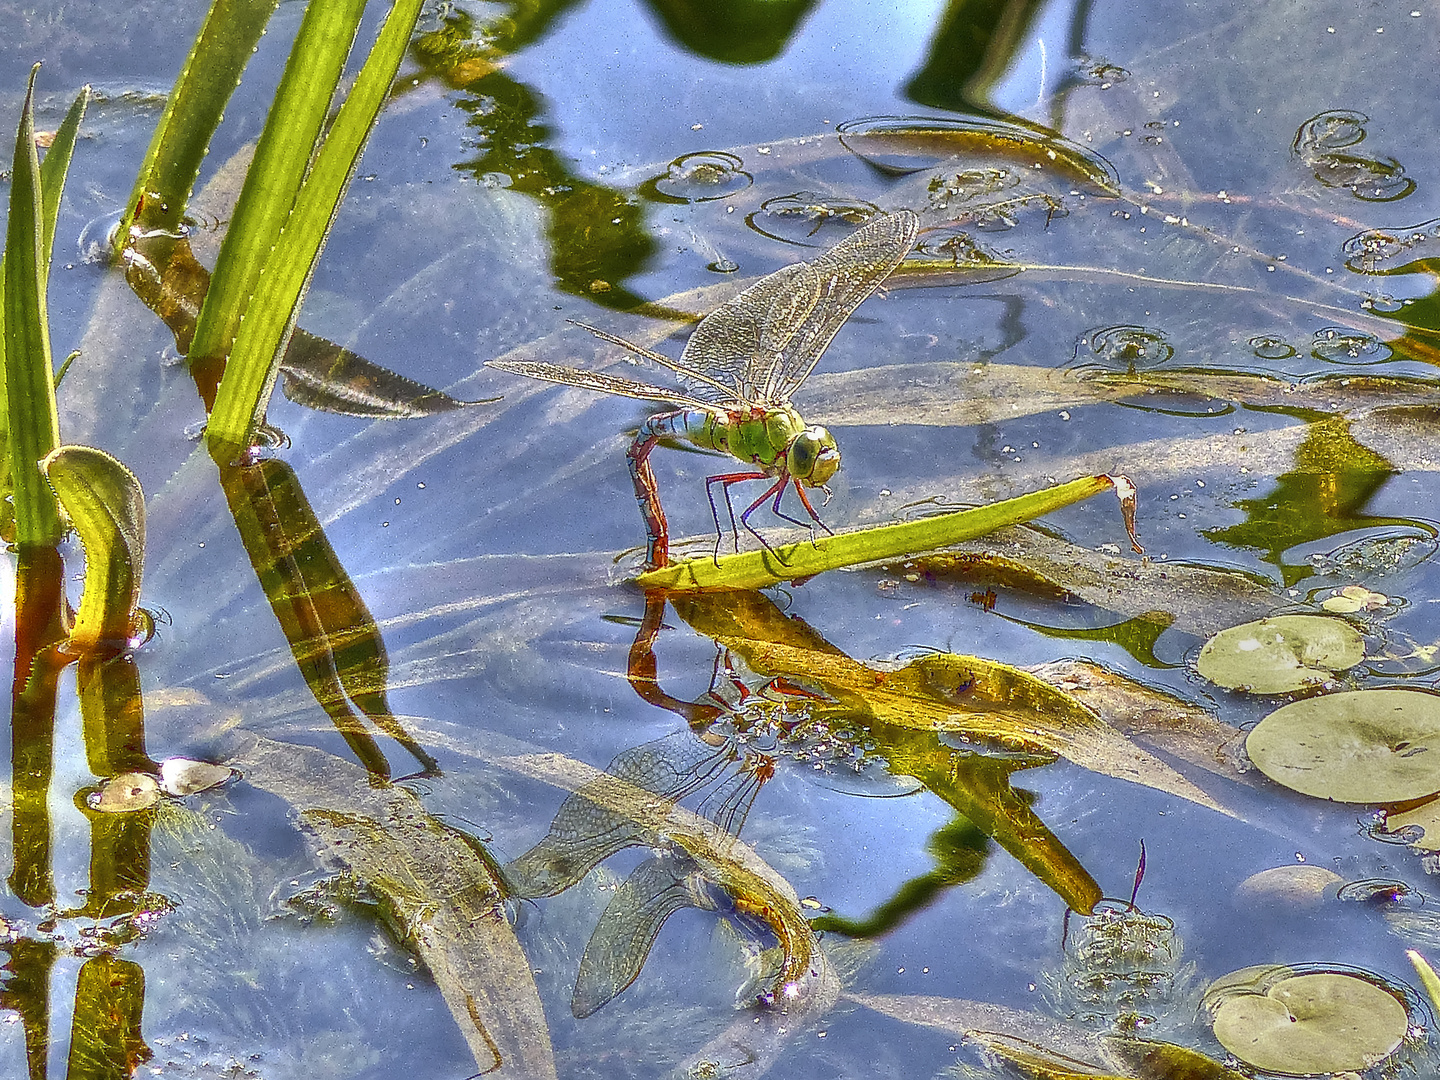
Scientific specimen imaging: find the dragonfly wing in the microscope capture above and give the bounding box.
[677,262,811,405]
[486,358,717,411]
[761,208,920,402]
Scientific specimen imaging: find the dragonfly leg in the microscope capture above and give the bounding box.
[739,476,794,563]
[791,479,835,539]
[626,429,670,569]
[706,471,769,564]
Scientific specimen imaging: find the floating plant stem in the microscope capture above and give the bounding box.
[635,474,1137,592]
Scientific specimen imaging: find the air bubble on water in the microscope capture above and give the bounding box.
[1076,324,1173,369]
[1249,335,1296,360]
[77,210,125,264]
[707,259,739,273]
[645,151,751,203]
[746,193,878,246]
[1311,326,1393,365]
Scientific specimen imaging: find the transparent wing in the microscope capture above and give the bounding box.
[680,209,920,406]
[485,358,718,412]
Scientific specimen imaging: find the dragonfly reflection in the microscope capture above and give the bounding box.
[487,209,919,569]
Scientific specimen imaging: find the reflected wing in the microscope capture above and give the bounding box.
[572,853,708,1017]
[485,359,717,412]
[680,209,920,406]
[503,732,737,898]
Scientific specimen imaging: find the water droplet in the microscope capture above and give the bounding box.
[1311,326,1393,365]
[1077,325,1174,369]
[746,193,878,246]
[643,151,751,203]
[1249,335,1296,360]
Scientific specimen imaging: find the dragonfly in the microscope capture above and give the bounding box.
[487,208,921,570]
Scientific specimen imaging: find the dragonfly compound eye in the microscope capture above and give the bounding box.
[789,426,841,486]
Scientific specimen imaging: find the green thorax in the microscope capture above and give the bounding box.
[705,405,807,470]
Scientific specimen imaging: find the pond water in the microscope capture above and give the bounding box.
[5,0,1440,1077]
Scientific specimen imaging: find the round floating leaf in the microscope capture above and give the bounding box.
[87,772,160,813]
[1247,688,1440,802]
[1207,968,1407,1074]
[1233,865,1343,910]
[158,758,237,797]
[1196,615,1364,694]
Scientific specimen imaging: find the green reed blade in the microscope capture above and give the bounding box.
[187,0,368,373]
[635,475,1124,592]
[4,66,63,547]
[206,0,428,452]
[114,0,280,255]
[40,446,146,654]
[38,85,89,279]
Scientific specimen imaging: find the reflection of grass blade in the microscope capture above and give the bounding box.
[206,0,426,450]
[635,474,1126,591]
[40,446,145,654]
[217,457,436,779]
[189,0,368,374]
[4,67,65,547]
[114,0,279,252]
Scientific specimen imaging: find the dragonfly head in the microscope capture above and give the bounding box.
[788,425,841,487]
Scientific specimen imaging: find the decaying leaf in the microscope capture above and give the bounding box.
[234,734,557,1080]
[88,772,161,813]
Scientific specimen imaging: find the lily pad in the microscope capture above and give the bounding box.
[1246,688,1440,803]
[1196,615,1364,694]
[1205,966,1407,1074]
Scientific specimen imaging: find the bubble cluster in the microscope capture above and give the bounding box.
[1248,335,1297,360]
[645,151,752,203]
[1343,217,1440,273]
[1293,110,1415,202]
[1310,326,1393,365]
[746,193,877,246]
[1076,325,1174,369]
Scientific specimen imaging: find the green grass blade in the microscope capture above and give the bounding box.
[188,0,369,372]
[635,475,1130,592]
[207,0,428,451]
[40,446,146,654]
[1409,950,1440,1014]
[38,85,89,279]
[114,0,280,256]
[4,65,63,547]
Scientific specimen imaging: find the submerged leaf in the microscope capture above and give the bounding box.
[1246,688,1440,803]
[1196,615,1365,694]
[834,115,1121,196]
[280,329,498,418]
[1204,966,1408,1074]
